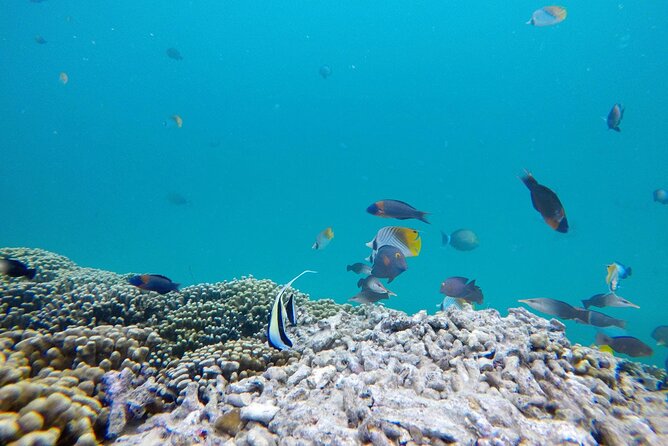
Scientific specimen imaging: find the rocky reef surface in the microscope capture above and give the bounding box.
[1,247,667,445]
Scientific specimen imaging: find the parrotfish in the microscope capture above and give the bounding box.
[346,263,372,275]
[521,171,568,233]
[607,103,624,132]
[366,200,430,224]
[371,245,407,283]
[319,64,332,79]
[581,292,638,309]
[518,298,580,320]
[366,226,421,262]
[440,277,483,304]
[441,229,479,251]
[605,261,631,292]
[0,258,36,280]
[357,275,396,296]
[267,270,317,350]
[526,6,567,27]
[128,274,179,294]
[312,227,334,250]
[595,332,653,358]
[574,308,626,329]
[653,189,668,204]
[166,47,183,60]
[651,326,668,346]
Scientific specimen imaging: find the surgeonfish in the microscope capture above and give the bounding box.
[520,171,568,233]
[653,189,668,204]
[267,270,317,350]
[651,326,668,346]
[581,292,638,309]
[166,47,183,60]
[595,332,653,358]
[349,289,389,304]
[357,275,396,296]
[128,274,179,294]
[371,245,407,283]
[441,229,479,251]
[518,298,580,320]
[366,226,421,262]
[607,103,624,132]
[59,72,68,84]
[440,276,483,304]
[319,64,332,79]
[346,263,372,275]
[606,261,631,292]
[366,200,430,223]
[0,258,37,280]
[526,6,567,27]
[574,308,626,329]
[312,227,334,250]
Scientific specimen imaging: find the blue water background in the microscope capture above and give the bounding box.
[2,2,667,367]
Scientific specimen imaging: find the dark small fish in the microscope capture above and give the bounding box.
[520,171,568,233]
[595,332,652,358]
[128,274,179,294]
[166,191,190,206]
[371,245,407,283]
[607,103,624,132]
[349,289,389,304]
[166,47,183,60]
[0,258,36,280]
[367,200,429,224]
[518,298,579,320]
[319,64,332,79]
[574,308,626,329]
[357,275,396,296]
[654,189,668,204]
[442,229,479,251]
[346,263,372,275]
[581,292,639,309]
[34,35,47,44]
[651,326,668,346]
[440,276,483,304]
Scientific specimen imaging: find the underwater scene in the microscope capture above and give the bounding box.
[2,1,668,445]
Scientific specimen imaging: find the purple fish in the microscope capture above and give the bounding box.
[439,276,483,304]
[607,103,624,132]
[371,245,407,283]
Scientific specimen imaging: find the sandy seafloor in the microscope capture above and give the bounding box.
[0,247,667,445]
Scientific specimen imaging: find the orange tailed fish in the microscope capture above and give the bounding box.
[520,171,568,233]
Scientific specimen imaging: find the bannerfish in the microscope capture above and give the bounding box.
[166,47,183,60]
[366,226,421,262]
[606,261,631,292]
[574,308,626,329]
[319,64,332,79]
[346,263,372,275]
[0,258,37,280]
[34,35,47,44]
[518,298,580,320]
[367,200,430,224]
[312,227,334,250]
[607,103,624,132]
[653,189,668,204]
[349,289,389,304]
[357,275,396,296]
[581,292,638,309]
[371,245,407,283]
[267,270,317,350]
[442,229,479,251]
[526,6,567,27]
[440,277,483,304]
[595,332,653,358]
[128,274,179,294]
[521,171,568,233]
[651,326,668,346]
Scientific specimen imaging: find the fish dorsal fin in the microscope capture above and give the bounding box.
[149,274,173,282]
[384,199,416,210]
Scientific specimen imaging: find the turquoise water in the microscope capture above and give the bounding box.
[2,2,667,367]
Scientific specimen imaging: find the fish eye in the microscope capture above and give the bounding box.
[395,253,401,258]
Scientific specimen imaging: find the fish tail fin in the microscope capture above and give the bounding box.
[581,299,590,309]
[595,331,612,346]
[346,264,352,272]
[26,268,36,280]
[441,231,450,246]
[418,212,430,224]
[613,127,621,132]
[525,18,534,25]
[618,320,627,329]
[626,267,632,276]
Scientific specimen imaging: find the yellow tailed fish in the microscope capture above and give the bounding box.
[267,270,317,350]
[366,226,421,262]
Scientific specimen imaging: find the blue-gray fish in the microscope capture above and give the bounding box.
[346,263,372,275]
[574,308,626,329]
[518,298,580,320]
[651,326,668,346]
[349,289,389,304]
[441,229,479,251]
[581,292,638,309]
